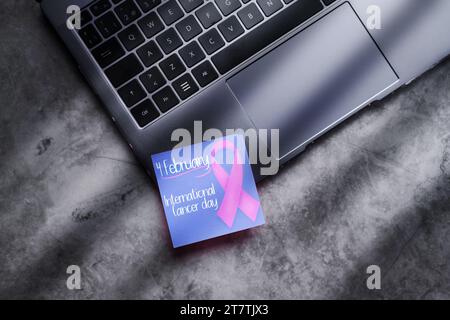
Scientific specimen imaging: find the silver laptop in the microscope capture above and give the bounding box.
[40,0,450,180]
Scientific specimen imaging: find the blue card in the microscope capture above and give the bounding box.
[151,134,265,248]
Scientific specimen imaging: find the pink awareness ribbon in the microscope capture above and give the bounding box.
[210,139,260,228]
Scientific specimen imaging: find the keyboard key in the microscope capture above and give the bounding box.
[118,24,145,51]
[118,79,147,107]
[257,0,283,17]
[237,3,263,29]
[198,28,225,54]
[136,41,163,67]
[131,99,159,127]
[176,15,202,41]
[195,3,222,29]
[105,53,144,87]
[159,54,186,80]
[90,0,111,16]
[157,0,184,26]
[179,0,204,13]
[95,12,122,38]
[218,16,244,42]
[139,67,166,93]
[215,0,241,16]
[79,24,102,48]
[192,60,218,87]
[92,37,125,68]
[179,41,205,67]
[138,12,164,38]
[156,28,183,54]
[153,86,179,112]
[80,10,92,27]
[173,74,199,100]
[212,0,323,74]
[135,0,161,12]
[115,0,142,25]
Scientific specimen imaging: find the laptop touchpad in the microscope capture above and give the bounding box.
[227,3,398,159]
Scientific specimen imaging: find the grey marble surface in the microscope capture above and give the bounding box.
[1,0,449,300]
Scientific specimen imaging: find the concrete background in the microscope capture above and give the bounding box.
[0,0,449,299]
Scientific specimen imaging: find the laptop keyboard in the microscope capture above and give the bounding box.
[78,0,334,128]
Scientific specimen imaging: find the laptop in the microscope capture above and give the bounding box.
[40,0,450,181]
